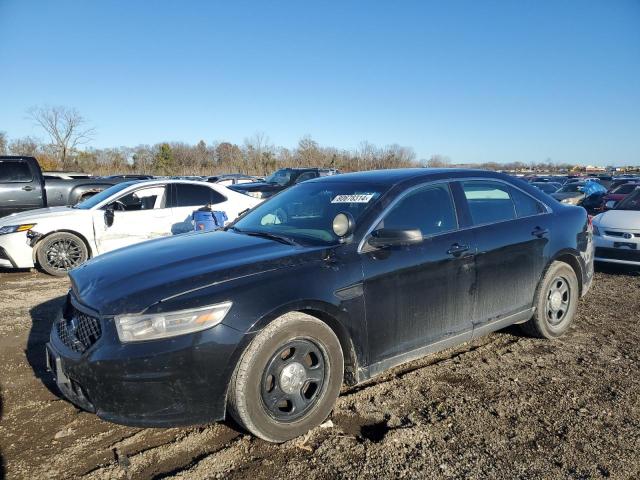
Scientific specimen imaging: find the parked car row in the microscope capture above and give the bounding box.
[41,168,595,442]
[0,179,261,275]
[592,188,640,266]
[523,173,640,215]
[0,156,339,219]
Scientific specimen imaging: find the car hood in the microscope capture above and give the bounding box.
[0,206,81,226]
[593,210,640,230]
[69,231,321,315]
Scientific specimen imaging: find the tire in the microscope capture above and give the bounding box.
[36,232,89,276]
[520,261,579,339]
[227,312,344,442]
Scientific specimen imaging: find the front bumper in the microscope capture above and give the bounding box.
[594,232,640,266]
[0,232,35,268]
[46,299,249,427]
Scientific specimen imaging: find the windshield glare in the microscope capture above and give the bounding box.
[74,182,138,209]
[232,182,386,245]
[265,169,292,186]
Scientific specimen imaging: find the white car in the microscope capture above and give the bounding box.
[0,179,261,275]
[592,188,640,266]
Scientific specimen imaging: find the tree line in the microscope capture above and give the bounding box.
[0,105,607,176]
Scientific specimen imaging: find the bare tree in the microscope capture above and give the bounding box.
[8,136,40,157]
[0,131,7,155]
[426,154,451,168]
[27,105,95,169]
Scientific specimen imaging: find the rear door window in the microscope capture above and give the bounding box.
[378,183,458,237]
[462,181,545,224]
[462,181,516,225]
[174,184,226,207]
[0,161,33,182]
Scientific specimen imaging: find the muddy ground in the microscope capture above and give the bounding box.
[0,266,639,479]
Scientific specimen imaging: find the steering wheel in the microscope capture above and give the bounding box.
[112,200,127,212]
[274,207,288,224]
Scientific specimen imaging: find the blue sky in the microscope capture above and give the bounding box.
[1,0,639,165]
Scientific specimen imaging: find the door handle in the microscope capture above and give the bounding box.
[531,227,549,238]
[447,243,470,256]
[22,185,34,191]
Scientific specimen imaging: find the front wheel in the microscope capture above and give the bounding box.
[36,232,89,276]
[520,261,579,339]
[227,312,344,442]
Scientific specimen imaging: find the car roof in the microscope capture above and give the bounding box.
[118,179,228,188]
[305,168,506,187]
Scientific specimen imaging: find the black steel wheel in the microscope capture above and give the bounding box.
[545,276,571,326]
[227,312,343,442]
[261,338,326,422]
[36,232,89,276]
[521,261,579,339]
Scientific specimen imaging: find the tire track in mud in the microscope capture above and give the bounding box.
[81,425,241,479]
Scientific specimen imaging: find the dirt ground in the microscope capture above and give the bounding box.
[0,265,639,480]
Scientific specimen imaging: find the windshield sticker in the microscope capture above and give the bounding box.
[331,194,375,204]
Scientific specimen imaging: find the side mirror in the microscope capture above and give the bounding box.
[605,200,617,210]
[104,206,115,227]
[368,228,423,248]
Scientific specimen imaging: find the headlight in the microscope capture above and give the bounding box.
[246,191,265,199]
[592,224,600,236]
[115,301,232,342]
[0,224,37,235]
[561,197,580,205]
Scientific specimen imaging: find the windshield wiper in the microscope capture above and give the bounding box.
[237,229,299,246]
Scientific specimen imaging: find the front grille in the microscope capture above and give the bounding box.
[55,307,102,353]
[595,247,640,262]
[604,231,640,238]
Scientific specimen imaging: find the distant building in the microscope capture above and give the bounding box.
[585,165,606,173]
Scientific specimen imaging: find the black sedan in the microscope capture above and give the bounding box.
[46,169,594,442]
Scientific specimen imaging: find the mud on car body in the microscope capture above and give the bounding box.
[46,169,594,442]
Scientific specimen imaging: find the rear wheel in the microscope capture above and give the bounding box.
[227,312,343,442]
[520,261,579,338]
[36,232,89,276]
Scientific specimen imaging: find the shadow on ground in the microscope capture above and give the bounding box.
[27,295,67,398]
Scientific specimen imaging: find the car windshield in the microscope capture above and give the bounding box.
[615,189,640,211]
[231,182,386,245]
[264,169,293,186]
[74,182,139,209]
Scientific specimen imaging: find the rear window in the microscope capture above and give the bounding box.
[174,184,226,207]
[0,161,33,182]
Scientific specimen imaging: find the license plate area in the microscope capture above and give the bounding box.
[46,343,71,387]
